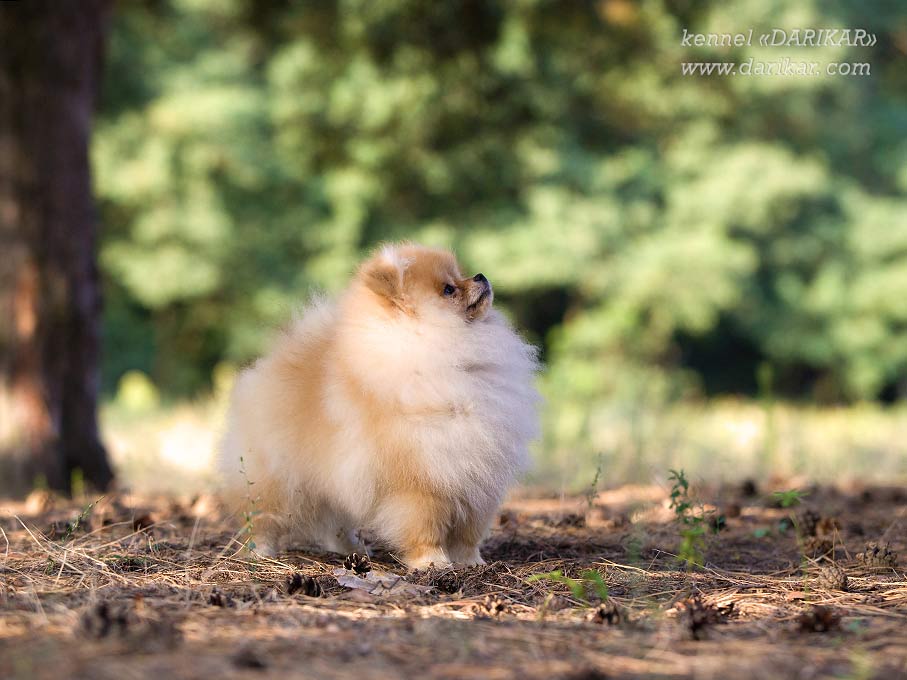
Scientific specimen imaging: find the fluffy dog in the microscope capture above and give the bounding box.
[218,243,539,568]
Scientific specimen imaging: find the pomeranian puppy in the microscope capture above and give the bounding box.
[218,243,539,568]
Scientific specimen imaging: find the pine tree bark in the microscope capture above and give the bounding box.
[0,1,114,495]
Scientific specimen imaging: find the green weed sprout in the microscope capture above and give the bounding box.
[668,469,721,568]
[526,568,609,605]
[773,488,807,508]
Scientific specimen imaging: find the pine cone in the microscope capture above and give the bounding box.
[208,588,235,607]
[554,513,587,528]
[587,600,621,625]
[81,602,132,639]
[740,479,758,498]
[815,516,840,538]
[675,594,731,640]
[286,573,322,597]
[132,513,155,532]
[232,646,268,669]
[802,536,833,558]
[433,570,461,594]
[796,509,821,537]
[797,605,841,633]
[480,595,506,617]
[710,514,728,532]
[343,552,371,575]
[815,563,848,591]
[856,542,898,569]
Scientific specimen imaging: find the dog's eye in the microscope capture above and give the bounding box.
[442,284,456,296]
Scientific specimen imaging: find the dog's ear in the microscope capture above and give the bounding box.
[360,246,407,303]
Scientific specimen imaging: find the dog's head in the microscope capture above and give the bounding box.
[356,243,493,323]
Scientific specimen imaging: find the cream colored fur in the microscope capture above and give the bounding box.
[218,244,540,568]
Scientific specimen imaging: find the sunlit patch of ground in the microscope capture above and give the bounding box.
[100,397,907,496]
[2,482,906,679]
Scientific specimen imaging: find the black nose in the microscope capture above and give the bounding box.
[473,273,487,283]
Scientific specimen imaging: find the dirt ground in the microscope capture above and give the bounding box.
[1,480,906,679]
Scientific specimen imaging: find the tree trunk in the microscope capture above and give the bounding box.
[0,0,114,495]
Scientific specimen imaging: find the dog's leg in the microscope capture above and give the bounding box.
[445,507,493,566]
[281,497,359,555]
[373,493,451,569]
[245,512,287,558]
[313,509,360,555]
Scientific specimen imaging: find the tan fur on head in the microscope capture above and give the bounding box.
[218,243,540,568]
[358,245,410,309]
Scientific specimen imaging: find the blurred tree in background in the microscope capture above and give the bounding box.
[93,0,907,472]
[0,0,114,495]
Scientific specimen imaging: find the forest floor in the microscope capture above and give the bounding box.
[1,480,906,679]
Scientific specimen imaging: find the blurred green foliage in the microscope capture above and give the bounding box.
[94,0,907,472]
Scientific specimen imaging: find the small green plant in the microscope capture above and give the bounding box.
[668,469,721,568]
[676,524,708,567]
[772,488,818,568]
[773,488,807,508]
[583,453,604,510]
[581,569,610,602]
[59,497,102,543]
[239,455,261,555]
[526,568,609,605]
[668,468,694,518]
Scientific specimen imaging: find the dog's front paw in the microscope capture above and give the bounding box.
[249,541,276,558]
[448,546,485,566]
[404,546,451,570]
[457,553,486,567]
